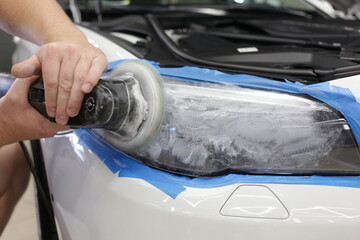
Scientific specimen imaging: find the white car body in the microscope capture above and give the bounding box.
[13,26,360,240]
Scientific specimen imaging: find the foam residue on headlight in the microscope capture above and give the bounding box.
[96,78,360,177]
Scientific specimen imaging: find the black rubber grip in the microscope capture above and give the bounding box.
[28,78,129,129]
[28,78,53,121]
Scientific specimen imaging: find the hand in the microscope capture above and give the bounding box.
[0,77,69,146]
[11,40,108,125]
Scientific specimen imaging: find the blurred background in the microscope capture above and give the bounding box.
[0,30,14,72]
[0,30,38,240]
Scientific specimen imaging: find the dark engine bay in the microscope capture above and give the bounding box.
[97,13,360,83]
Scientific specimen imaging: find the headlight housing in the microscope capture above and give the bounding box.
[94,77,360,177]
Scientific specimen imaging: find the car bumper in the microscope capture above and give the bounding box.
[41,132,360,240]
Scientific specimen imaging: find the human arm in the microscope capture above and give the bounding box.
[0,77,68,147]
[0,0,85,46]
[0,0,108,125]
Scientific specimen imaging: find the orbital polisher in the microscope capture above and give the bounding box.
[0,60,166,152]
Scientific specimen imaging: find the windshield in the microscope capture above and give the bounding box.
[78,0,317,12]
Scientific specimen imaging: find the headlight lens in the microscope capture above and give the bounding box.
[94,78,360,177]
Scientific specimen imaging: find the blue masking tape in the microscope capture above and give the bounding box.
[299,82,360,144]
[75,129,186,199]
[75,128,360,199]
[107,59,301,93]
[75,59,360,198]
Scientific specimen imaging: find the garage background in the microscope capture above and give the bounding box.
[0,30,38,240]
[0,30,14,72]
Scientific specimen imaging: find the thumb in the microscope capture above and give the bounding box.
[8,76,39,104]
[11,55,42,78]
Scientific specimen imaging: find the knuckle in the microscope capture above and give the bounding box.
[81,54,91,63]
[43,43,58,57]
[93,56,107,68]
[74,72,85,83]
[59,80,72,94]
[65,44,77,56]
[100,57,108,67]
[46,79,58,89]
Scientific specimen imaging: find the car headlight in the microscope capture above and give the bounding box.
[94,77,360,177]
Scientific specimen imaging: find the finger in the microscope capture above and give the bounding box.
[7,76,39,104]
[40,44,61,118]
[41,120,70,134]
[81,56,108,93]
[55,46,81,125]
[30,113,70,140]
[67,56,92,117]
[11,55,42,78]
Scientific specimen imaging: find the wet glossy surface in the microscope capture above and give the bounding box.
[40,133,360,240]
[220,185,289,219]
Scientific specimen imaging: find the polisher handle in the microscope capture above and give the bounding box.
[0,76,56,121]
[28,78,118,128]
[28,78,54,121]
[0,75,120,128]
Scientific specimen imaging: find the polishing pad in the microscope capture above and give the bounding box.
[93,60,166,152]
